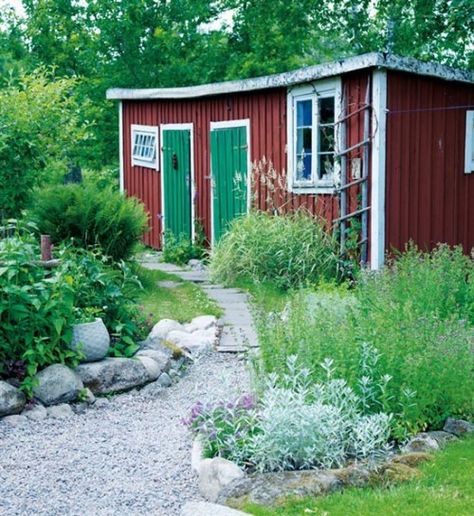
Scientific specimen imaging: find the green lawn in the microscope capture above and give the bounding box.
[244,437,474,516]
[133,265,223,324]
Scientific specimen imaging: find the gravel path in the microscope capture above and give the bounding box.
[0,351,250,516]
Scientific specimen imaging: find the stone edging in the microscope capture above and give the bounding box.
[191,418,474,508]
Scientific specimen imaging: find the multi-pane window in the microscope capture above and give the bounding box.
[131,125,158,169]
[465,111,474,174]
[289,79,341,192]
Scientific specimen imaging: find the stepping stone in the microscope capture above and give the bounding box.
[158,280,181,289]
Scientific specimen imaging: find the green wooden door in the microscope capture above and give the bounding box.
[162,129,192,239]
[210,125,248,242]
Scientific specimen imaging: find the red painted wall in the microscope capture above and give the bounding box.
[122,72,369,249]
[385,71,474,254]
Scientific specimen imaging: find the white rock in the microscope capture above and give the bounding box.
[3,414,28,427]
[23,405,47,421]
[47,404,74,419]
[403,434,440,453]
[33,364,83,406]
[158,372,172,388]
[136,349,171,372]
[137,356,162,381]
[191,438,205,474]
[0,381,26,416]
[149,319,185,340]
[193,328,218,346]
[181,501,249,516]
[199,458,245,503]
[185,315,218,333]
[93,398,110,409]
[167,330,214,354]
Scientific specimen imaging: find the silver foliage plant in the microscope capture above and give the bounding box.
[186,354,392,472]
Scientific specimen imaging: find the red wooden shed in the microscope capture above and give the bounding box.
[106,52,474,269]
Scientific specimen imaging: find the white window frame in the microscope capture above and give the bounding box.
[465,110,474,174]
[287,78,342,194]
[131,124,159,170]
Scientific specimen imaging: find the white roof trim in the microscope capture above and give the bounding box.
[106,53,474,101]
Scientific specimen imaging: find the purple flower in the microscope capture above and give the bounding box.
[238,393,256,410]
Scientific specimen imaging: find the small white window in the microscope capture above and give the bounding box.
[288,79,341,193]
[465,111,474,174]
[131,124,158,169]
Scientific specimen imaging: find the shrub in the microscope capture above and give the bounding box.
[0,70,88,217]
[0,229,80,394]
[210,211,338,289]
[29,181,148,261]
[256,245,474,438]
[162,230,206,265]
[185,356,392,472]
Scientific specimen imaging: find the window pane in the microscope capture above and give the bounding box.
[319,126,335,153]
[296,153,312,181]
[296,127,312,153]
[318,154,334,180]
[319,96,335,124]
[297,99,312,126]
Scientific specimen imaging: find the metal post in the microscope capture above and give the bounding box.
[361,79,371,266]
[339,90,347,256]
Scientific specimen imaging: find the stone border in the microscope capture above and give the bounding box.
[191,418,474,507]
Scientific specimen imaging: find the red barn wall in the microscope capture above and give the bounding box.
[385,71,474,254]
[122,72,369,249]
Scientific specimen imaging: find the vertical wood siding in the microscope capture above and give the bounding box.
[385,71,474,253]
[122,76,368,249]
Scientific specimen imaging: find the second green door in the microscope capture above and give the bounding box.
[162,127,192,240]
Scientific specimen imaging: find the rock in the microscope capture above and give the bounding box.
[333,464,371,487]
[149,319,185,340]
[33,364,83,406]
[373,462,420,485]
[199,458,246,503]
[188,259,206,271]
[22,404,47,421]
[93,397,110,409]
[181,501,249,516]
[158,372,172,388]
[217,470,341,507]
[72,402,88,415]
[139,381,163,399]
[47,404,74,419]
[75,358,150,394]
[2,414,28,427]
[136,349,171,372]
[167,330,214,353]
[391,452,433,467]
[81,388,96,405]
[403,434,439,453]
[137,356,162,381]
[423,431,457,447]
[0,381,26,416]
[191,438,204,474]
[443,418,474,436]
[185,315,218,333]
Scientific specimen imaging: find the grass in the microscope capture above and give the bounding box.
[244,436,474,516]
[133,265,223,324]
[233,278,290,313]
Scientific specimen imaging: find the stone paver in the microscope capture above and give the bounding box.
[141,261,257,352]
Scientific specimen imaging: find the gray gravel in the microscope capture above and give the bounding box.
[0,351,250,516]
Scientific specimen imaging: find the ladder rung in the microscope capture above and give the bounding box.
[335,104,371,125]
[336,138,370,157]
[334,206,370,224]
[337,176,368,192]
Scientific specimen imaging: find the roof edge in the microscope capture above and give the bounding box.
[106,52,474,101]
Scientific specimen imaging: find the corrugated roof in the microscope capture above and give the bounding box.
[106,52,474,100]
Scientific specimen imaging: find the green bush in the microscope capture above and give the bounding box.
[29,181,148,261]
[0,70,89,217]
[0,228,80,394]
[210,211,338,289]
[256,245,474,438]
[162,230,206,265]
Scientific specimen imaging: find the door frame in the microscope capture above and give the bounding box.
[160,123,195,243]
[209,118,251,245]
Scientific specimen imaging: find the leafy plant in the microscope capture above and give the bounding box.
[210,210,338,290]
[29,181,148,261]
[162,230,206,265]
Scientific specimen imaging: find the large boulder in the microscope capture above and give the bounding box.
[75,358,150,394]
[135,349,171,372]
[0,381,26,416]
[33,364,83,406]
[167,329,215,354]
[181,502,249,516]
[136,356,162,381]
[402,434,439,453]
[149,319,185,340]
[217,470,341,507]
[443,418,474,436]
[185,315,218,333]
[199,458,245,503]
